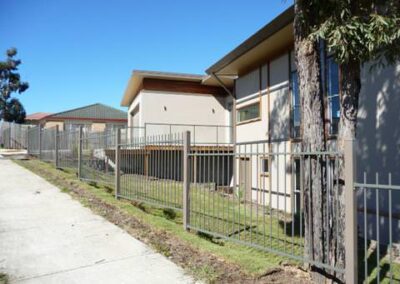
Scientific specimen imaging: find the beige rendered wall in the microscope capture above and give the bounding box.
[235,63,269,143]
[235,52,293,212]
[140,90,231,144]
[356,60,400,242]
[43,121,64,130]
[128,92,142,128]
[91,123,106,133]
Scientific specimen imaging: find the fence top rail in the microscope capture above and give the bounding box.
[354,182,400,191]
[81,133,116,139]
[144,122,232,128]
[189,150,341,156]
[124,126,146,129]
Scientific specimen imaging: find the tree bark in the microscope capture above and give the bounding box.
[294,2,328,282]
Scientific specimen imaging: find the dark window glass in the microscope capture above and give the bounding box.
[262,159,269,173]
[237,103,260,123]
[326,57,340,135]
[294,159,301,214]
[291,71,301,138]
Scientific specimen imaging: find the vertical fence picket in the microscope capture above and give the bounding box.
[183,131,191,230]
[115,128,121,199]
[78,126,83,179]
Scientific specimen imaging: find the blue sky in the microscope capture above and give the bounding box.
[0,0,292,114]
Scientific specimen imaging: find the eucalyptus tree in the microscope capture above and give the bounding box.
[0,48,29,122]
[294,0,400,281]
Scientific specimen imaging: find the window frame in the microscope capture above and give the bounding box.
[236,101,261,125]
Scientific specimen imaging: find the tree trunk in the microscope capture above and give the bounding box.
[338,60,361,143]
[294,2,327,282]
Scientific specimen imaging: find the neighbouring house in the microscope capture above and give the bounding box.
[121,70,233,144]
[119,70,234,185]
[33,103,127,132]
[206,6,400,241]
[25,112,53,126]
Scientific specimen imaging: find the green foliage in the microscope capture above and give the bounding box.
[162,208,177,220]
[0,273,8,284]
[305,0,400,65]
[0,48,29,122]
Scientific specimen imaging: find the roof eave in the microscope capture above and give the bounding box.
[206,6,294,75]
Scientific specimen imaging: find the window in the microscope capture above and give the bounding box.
[290,70,301,138]
[237,103,260,123]
[261,158,269,175]
[326,56,340,135]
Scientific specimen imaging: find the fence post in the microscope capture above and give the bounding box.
[38,126,42,159]
[9,125,12,148]
[144,123,147,144]
[55,125,59,168]
[344,139,358,284]
[26,126,30,154]
[115,128,121,199]
[78,126,83,179]
[183,130,191,230]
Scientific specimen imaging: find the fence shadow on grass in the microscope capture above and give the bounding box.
[358,237,400,283]
[278,213,304,238]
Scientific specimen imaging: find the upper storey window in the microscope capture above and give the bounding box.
[237,103,260,123]
[290,70,301,138]
[290,50,301,139]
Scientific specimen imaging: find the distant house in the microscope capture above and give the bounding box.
[121,70,233,144]
[32,103,127,132]
[25,112,53,126]
[119,70,234,186]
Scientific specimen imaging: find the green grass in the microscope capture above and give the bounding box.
[15,159,286,279]
[118,173,305,256]
[0,273,8,284]
[358,240,400,284]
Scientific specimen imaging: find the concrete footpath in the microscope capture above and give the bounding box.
[0,158,194,284]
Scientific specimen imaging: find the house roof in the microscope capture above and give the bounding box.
[206,6,294,79]
[25,112,52,121]
[121,70,227,107]
[46,103,127,122]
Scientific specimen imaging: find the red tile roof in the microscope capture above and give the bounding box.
[25,112,52,121]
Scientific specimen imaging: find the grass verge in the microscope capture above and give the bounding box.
[14,158,311,283]
[0,273,8,284]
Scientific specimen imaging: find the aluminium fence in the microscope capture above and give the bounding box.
[27,126,40,155]
[79,129,117,185]
[355,173,400,283]
[40,127,57,162]
[187,139,346,276]
[22,125,400,282]
[0,121,30,149]
[144,122,233,145]
[117,133,186,210]
[58,129,80,169]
